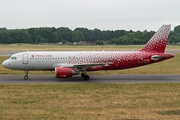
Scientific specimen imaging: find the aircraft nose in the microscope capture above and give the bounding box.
[2,60,9,68]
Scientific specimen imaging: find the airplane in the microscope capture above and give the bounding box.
[2,25,174,80]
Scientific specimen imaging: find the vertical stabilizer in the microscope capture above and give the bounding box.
[140,25,171,53]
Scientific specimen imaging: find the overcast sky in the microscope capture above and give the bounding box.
[0,0,179,31]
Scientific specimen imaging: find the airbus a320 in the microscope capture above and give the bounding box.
[2,25,174,80]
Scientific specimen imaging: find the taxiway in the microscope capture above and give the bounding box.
[0,74,179,84]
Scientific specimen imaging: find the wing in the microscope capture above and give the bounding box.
[52,62,112,70]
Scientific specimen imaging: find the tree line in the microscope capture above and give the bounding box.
[0,25,180,45]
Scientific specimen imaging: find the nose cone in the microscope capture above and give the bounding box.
[2,60,9,68]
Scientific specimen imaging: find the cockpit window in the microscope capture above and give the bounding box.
[10,57,17,60]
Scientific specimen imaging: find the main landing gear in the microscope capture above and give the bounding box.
[24,70,28,80]
[81,73,90,80]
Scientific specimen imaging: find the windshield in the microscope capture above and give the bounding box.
[10,57,17,60]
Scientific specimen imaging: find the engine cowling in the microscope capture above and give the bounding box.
[55,67,73,78]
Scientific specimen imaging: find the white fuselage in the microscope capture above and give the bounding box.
[2,50,173,72]
[3,51,141,70]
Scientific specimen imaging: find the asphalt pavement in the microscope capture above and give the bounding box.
[0,74,179,84]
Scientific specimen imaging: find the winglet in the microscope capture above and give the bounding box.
[140,25,171,53]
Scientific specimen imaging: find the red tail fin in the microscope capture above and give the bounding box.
[140,25,171,53]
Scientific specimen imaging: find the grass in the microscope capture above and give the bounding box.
[0,44,180,119]
[0,83,180,119]
[0,44,142,51]
[0,43,179,51]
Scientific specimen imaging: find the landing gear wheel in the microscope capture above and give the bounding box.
[81,73,85,78]
[24,75,28,80]
[83,75,90,81]
[24,70,29,80]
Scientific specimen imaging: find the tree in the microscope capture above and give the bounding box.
[74,28,92,41]
[57,27,72,42]
[131,38,142,45]
[101,30,113,40]
[113,30,126,38]
[1,25,180,45]
[95,40,104,45]
[51,32,59,43]
[39,38,48,43]
[93,28,102,41]
[21,30,32,43]
[72,31,85,42]
[0,27,7,32]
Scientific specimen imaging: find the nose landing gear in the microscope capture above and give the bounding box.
[24,75,28,80]
[24,70,28,80]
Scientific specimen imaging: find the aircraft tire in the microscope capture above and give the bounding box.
[24,75,28,80]
[83,75,90,80]
[81,73,85,78]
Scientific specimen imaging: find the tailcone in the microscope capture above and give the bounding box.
[163,53,174,59]
[164,53,174,59]
[151,53,174,61]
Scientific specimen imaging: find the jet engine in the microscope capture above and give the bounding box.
[55,67,79,78]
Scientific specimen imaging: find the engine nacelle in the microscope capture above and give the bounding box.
[55,67,73,78]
